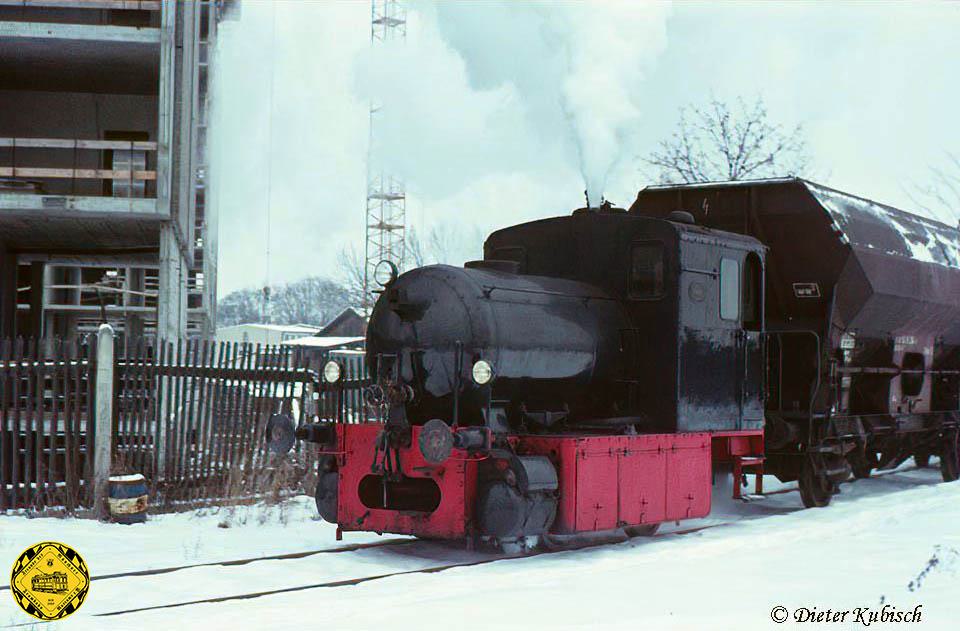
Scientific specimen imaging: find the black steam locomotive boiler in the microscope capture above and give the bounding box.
[281,178,960,547]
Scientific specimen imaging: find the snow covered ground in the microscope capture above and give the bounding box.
[2,466,958,630]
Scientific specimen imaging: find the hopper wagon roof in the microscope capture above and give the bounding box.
[637,177,960,270]
[802,180,960,270]
[631,178,960,341]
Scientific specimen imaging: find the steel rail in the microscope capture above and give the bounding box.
[0,537,416,594]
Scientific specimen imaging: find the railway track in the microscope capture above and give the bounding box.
[0,516,732,620]
[0,537,417,594]
[94,522,725,618]
[0,464,933,627]
[5,465,918,590]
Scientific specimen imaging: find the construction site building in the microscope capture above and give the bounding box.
[0,0,236,341]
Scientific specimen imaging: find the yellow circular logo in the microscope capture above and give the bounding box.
[9,542,89,621]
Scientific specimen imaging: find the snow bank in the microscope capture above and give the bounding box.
[0,496,386,579]
[2,468,957,629]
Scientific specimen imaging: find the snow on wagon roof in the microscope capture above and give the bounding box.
[802,181,960,270]
[644,178,960,270]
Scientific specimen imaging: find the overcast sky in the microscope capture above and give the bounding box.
[211,0,960,296]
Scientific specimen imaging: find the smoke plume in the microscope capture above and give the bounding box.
[357,1,670,205]
[210,1,960,298]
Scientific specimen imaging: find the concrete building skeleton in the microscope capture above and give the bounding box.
[0,0,236,341]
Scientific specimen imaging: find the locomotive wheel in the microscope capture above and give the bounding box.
[624,523,660,537]
[941,431,960,483]
[798,457,833,508]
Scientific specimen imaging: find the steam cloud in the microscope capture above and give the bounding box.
[210,1,960,298]
[549,3,671,203]
[357,1,670,206]
[212,2,671,294]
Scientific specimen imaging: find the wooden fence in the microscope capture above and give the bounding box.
[308,350,371,424]
[0,338,96,511]
[115,339,315,506]
[0,332,372,512]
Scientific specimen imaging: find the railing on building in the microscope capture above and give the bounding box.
[0,1,161,13]
[0,137,158,199]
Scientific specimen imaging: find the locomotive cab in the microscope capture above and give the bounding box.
[671,226,766,434]
[483,209,766,435]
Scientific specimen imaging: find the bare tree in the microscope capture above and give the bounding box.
[406,227,426,269]
[908,152,960,226]
[270,277,353,325]
[217,288,263,326]
[217,276,356,327]
[337,244,367,308]
[405,223,484,268]
[333,223,485,310]
[645,96,809,184]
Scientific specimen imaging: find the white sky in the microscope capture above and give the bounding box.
[211,0,960,295]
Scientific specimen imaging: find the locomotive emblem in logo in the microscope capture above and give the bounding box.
[9,542,89,621]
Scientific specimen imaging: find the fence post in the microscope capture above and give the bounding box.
[94,323,115,518]
[157,341,168,482]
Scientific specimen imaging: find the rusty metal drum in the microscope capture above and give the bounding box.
[107,474,148,524]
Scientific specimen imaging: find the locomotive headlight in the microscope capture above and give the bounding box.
[472,360,494,385]
[323,360,342,384]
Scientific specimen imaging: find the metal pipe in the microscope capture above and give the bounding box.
[452,341,462,427]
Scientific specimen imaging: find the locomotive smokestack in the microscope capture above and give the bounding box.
[573,197,621,215]
[583,190,606,210]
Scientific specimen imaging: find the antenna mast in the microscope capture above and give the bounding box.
[363,0,407,310]
[262,4,278,323]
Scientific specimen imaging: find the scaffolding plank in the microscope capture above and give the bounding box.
[0,21,160,43]
[0,167,156,180]
[0,138,157,151]
[0,1,160,9]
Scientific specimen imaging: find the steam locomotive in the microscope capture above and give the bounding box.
[280,178,960,548]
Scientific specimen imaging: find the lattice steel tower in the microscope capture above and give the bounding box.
[363,0,407,309]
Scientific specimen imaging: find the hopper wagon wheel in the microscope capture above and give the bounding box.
[913,450,931,469]
[798,456,833,508]
[941,431,960,483]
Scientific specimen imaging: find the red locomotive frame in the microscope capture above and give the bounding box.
[330,423,762,540]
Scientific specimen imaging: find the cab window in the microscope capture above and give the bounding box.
[629,242,664,299]
[720,257,740,321]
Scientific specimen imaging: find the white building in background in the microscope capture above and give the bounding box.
[216,322,319,346]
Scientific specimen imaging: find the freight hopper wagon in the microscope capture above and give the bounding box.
[631,178,960,506]
[279,203,770,548]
